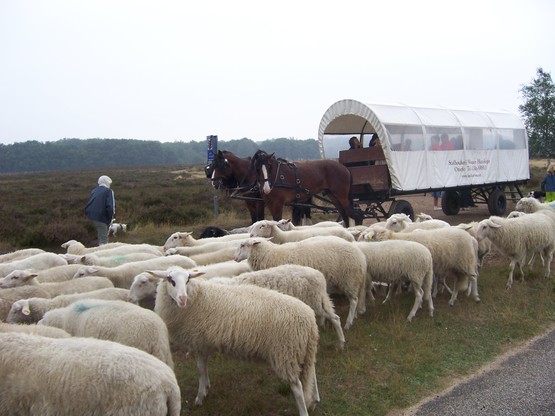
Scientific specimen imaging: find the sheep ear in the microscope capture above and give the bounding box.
[488,221,502,228]
[189,271,205,279]
[22,304,31,316]
[145,270,166,279]
[22,272,38,282]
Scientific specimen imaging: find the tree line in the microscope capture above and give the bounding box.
[0,137,321,174]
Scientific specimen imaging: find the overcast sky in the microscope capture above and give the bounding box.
[1,0,553,145]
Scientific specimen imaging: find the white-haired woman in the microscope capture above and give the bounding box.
[85,175,115,245]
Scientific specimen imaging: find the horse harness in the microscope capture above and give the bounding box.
[265,158,312,201]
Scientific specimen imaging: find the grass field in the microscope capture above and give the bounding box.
[0,161,554,416]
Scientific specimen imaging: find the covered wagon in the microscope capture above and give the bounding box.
[318,99,529,219]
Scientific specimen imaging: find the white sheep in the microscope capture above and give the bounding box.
[150,267,320,416]
[79,251,160,267]
[0,276,114,320]
[415,212,433,222]
[72,254,196,288]
[7,287,131,324]
[39,298,174,369]
[275,219,343,231]
[187,246,237,265]
[0,264,83,288]
[85,243,164,257]
[456,222,492,267]
[0,332,181,416]
[365,226,479,306]
[354,240,434,322]
[128,261,251,308]
[476,214,555,288]
[163,237,245,256]
[515,197,555,218]
[234,236,367,329]
[211,264,346,349]
[61,239,126,254]
[0,252,68,278]
[0,321,71,338]
[249,219,355,243]
[163,231,250,251]
[0,248,45,263]
[385,213,450,233]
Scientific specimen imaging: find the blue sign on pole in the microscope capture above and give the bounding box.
[207,135,218,162]
[206,135,219,221]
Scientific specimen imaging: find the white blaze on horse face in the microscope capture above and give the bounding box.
[261,165,272,194]
[210,170,217,189]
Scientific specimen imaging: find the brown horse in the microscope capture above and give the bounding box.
[251,150,362,226]
[205,150,264,224]
[206,150,311,225]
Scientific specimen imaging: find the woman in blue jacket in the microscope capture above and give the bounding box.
[541,165,555,203]
[85,175,115,245]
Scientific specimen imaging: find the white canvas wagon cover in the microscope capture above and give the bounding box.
[318,99,530,192]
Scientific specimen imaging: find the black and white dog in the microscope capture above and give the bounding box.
[108,220,128,237]
[528,190,546,202]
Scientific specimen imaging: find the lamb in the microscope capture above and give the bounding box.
[0,332,181,416]
[7,287,131,324]
[515,197,555,218]
[0,321,71,338]
[0,252,68,278]
[39,299,174,368]
[364,226,479,306]
[210,264,346,349]
[354,240,434,322]
[150,267,319,416]
[72,254,196,288]
[79,251,161,267]
[163,230,250,251]
[249,219,355,243]
[128,261,252,307]
[234,236,367,329]
[384,213,449,233]
[0,248,45,263]
[0,276,114,320]
[476,214,555,288]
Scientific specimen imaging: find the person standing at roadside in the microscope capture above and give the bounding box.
[85,175,115,246]
[541,164,555,203]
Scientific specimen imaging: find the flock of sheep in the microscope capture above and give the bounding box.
[1,196,554,416]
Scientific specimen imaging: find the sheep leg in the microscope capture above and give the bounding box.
[325,310,346,350]
[290,378,309,416]
[194,354,211,405]
[506,259,517,289]
[383,283,395,304]
[442,277,453,295]
[432,274,438,298]
[448,283,459,306]
[308,365,320,410]
[543,248,553,278]
[469,274,480,302]
[407,284,423,322]
[344,296,359,330]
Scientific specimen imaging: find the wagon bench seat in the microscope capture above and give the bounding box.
[339,147,390,192]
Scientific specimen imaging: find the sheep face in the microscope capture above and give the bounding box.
[73,266,99,279]
[249,220,274,238]
[163,232,193,251]
[6,300,33,324]
[514,197,538,213]
[385,214,411,232]
[234,238,262,262]
[148,268,190,308]
[0,270,37,289]
[476,219,501,242]
[128,272,158,304]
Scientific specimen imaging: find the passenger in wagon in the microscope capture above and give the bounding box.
[440,133,454,150]
[349,136,362,149]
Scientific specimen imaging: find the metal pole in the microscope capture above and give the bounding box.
[207,135,219,222]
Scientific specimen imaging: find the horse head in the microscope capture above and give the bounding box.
[252,150,276,194]
[207,150,234,190]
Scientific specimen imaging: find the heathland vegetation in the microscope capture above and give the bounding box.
[0,163,553,416]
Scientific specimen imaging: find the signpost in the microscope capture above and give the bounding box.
[207,135,219,221]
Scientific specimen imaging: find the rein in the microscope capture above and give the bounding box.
[262,158,311,199]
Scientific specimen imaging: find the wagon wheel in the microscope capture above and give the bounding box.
[441,190,460,215]
[388,199,414,221]
[488,187,507,216]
